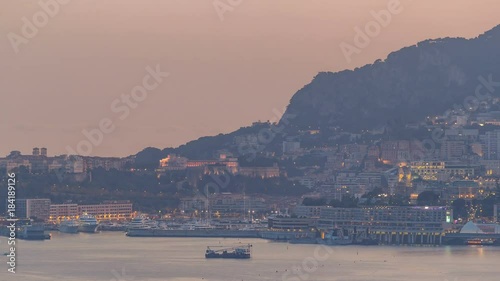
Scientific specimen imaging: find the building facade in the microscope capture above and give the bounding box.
[49,201,133,221]
[14,199,51,220]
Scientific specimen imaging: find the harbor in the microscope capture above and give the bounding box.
[2,205,500,246]
[3,232,500,281]
[2,215,500,246]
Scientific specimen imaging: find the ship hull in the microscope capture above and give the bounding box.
[78,224,98,233]
[205,253,250,259]
[59,226,79,234]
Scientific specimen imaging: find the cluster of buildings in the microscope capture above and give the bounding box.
[0,148,133,175]
[276,126,500,206]
[157,154,280,179]
[6,111,500,223]
[180,193,269,216]
[10,199,133,222]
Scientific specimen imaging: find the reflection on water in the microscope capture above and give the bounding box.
[1,232,499,281]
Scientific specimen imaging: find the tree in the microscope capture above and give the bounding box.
[417,191,440,206]
[451,198,467,220]
[302,197,327,206]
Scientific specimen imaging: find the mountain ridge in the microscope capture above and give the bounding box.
[281,24,500,132]
[136,24,500,164]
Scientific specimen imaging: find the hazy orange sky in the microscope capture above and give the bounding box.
[1,0,499,157]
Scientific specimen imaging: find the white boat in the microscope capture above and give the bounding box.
[59,219,79,234]
[179,220,216,230]
[78,213,98,233]
[127,215,158,231]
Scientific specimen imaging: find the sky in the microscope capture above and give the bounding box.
[1,0,499,157]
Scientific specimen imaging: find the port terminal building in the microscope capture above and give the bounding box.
[293,206,453,245]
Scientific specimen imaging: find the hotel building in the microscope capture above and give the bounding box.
[49,201,133,221]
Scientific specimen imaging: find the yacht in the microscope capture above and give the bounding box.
[179,220,216,230]
[78,213,99,233]
[126,215,158,230]
[59,219,79,234]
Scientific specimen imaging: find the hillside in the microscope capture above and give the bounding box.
[282,25,500,132]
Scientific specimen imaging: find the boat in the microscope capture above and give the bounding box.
[99,221,126,231]
[467,238,495,246]
[205,244,252,259]
[317,229,352,245]
[19,224,50,240]
[179,220,216,231]
[59,219,79,233]
[78,213,99,233]
[126,215,158,231]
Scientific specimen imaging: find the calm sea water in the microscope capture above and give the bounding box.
[1,232,499,281]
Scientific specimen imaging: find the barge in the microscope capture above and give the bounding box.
[205,244,252,259]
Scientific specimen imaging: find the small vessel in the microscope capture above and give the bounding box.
[318,229,352,245]
[467,238,495,246]
[19,224,50,240]
[59,219,79,233]
[205,244,252,259]
[78,213,99,233]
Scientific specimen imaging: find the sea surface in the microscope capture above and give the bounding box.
[1,231,499,281]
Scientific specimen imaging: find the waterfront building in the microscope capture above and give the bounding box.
[13,199,51,221]
[50,201,133,221]
[49,204,79,220]
[268,216,315,230]
[77,201,133,220]
[317,206,452,233]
